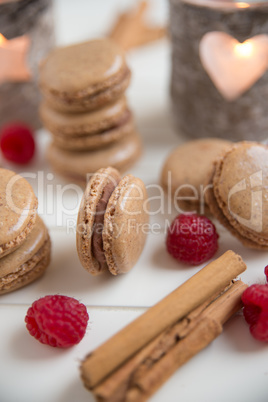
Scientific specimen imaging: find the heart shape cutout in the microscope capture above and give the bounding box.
[199,32,268,101]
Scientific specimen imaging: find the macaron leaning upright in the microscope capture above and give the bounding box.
[76,167,149,275]
[205,141,268,249]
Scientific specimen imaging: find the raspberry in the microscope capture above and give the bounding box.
[0,123,35,164]
[25,295,89,348]
[166,213,219,265]
[265,266,268,283]
[242,284,268,342]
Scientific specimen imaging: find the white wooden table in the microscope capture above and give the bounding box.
[0,1,268,401]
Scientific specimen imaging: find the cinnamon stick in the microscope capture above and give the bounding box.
[92,280,246,402]
[108,1,166,51]
[91,285,230,402]
[81,251,246,389]
[123,280,247,402]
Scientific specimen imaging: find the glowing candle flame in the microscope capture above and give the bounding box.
[236,2,250,8]
[0,33,7,46]
[0,33,31,83]
[234,40,253,58]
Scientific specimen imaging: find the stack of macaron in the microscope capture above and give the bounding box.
[0,168,51,294]
[39,38,142,185]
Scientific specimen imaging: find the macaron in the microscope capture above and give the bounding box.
[76,167,149,275]
[206,141,268,249]
[46,131,143,186]
[161,138,232,213]
[39,39,131,113]
[40,96,134,150]
[0,168,38,258]
[0,216,51,294]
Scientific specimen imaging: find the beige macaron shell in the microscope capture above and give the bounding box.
[46,131,142,185]
[161,138,232,197]
[206,166,267,249]
[213,142,268,246]
[76,167,121,275]
[103,175,149,275]
[0,216,51,294]
[0,168,38,258]
[39,39,127,98]
[42,70,130,113]
[40,96,128,136]
[51,113,134,151]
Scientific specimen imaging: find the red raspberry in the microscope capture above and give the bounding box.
[265,266,268,283]
[0,123,35,164]
[166,213,219,265]
[242,284,268,342]
[25,295,89,348]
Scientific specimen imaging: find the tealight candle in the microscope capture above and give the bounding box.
[170,0,268,141]
[0,0,54,129]
[199,32,268,101]
[0,33,31,84]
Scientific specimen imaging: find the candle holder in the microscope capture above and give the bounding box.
[169,0,268,141]
[0,0,54,129]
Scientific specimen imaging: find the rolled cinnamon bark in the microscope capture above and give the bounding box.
[81,250,246,389]
[108,1,166,51]
[92,280,247,402]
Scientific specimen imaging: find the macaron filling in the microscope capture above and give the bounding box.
[107,109,131,130]
[46,67,130,107]
[92,179,119,270]
[91,108,132,136]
